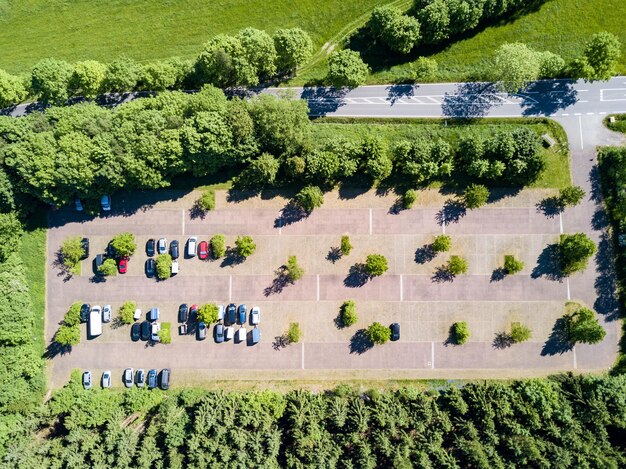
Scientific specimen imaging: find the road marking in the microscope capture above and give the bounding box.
[586,112,594,115]
[559,212,563,234]
[399,274,403,301]
[181,209,185,235]
[566,278,571,300]
[599,112,607,115]
[578,116,584,150]
[572,345,577,369]
[431,342,435,369]
[561,113,569,116]
[369,208,372,235]
[228,275,232,302]
[316,275,320,301]
[578,100,589,103]
[301,343,305,369]
[574,113,582,116]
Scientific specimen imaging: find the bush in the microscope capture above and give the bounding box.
[63,302,82,328]
[287,322,302,344]
[559,233,596,275]
[504,255,524,275]
[156,254,172,280]
[431,234,451,253]
[411,57,438,81]
[364,254,388,277]
[210,234,226,259]
[559,185,585,208]
[294,186,324,212]
[197,190,215,211]
[566,306,606,344]
[285,255,304,282]
[327,50,369,88]
[119,301,136,325]
[235,236,256,258]
[451,321,470,345]
[110,232,136,258]
[463,184,490,209]
[98,258,117,277]
[510,323,532,343]
[403,189,418,209]
[340,235,352,256]
[198,304,219,324]
[60,236,85,274]
[0,212,22,263]
[448,256,469,275]
[158,322,172,344]
[54,325,80,347]
[366,322,391,345]
[340,301,358,327]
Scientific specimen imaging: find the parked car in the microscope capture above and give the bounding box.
[80,303,90,323]
[225,326,234,341]
[75,197,83,211]
[131,323,141,342]
[151,322,161,342]
[134,308,142,321]
[190,304,199,321]
[89,306,102,337]
[226,304,236,326]
[178,304,189,323]
[102,304,112,323]
[170,240,179,259]
[217,304,225,322]
[237,304,247,325]
[148,307,159,321]
[81,238,90,259]
[236,327,246,343]
[102,370,112,388]
[95,254,104,271]
[146,238,155,257]
[123,368,134,388]
[145,258,156,277]
[136,369,145,388]
[140,321,151,341]
[390,323,400,341]
[157,238,167,255]
[118,256,129,274]
[251,327,260,345]
[197,322,207,340]
[160,369,171,390]
[198,241,208,259]
[250,307,260,325]
[215,323,224,343]
[101,195,111,211]
[186,237,197,257]
[147,369,158,389]
[82,371,92,390]
[106,241,116,258]
[171,260,179,275]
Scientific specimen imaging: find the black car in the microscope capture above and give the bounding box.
[226,303,237,326]
[146,239,155,257]
[390,323,400,341]
[81,238,90,259]
[140,321,151,341]
[147,369,158,389]
[170,240,179,260]
[178,304,189,323]
[131,323,141,342]
[80,303,90,323]
[159,369,171,390]
[145,258,156,277]
[106,241,116,259]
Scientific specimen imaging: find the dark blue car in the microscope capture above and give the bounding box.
[237,304,247,325]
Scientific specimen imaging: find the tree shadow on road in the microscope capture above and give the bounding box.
[490,267,507,283]
[349,329,374,354]
[493,332,514,349]
[53,250,74,283]
[520,80,578,117]
[220,247,245,268]
[436,199,466,226]
[415,245,436,264]
[536,196,563,218]
[326,247,342,264]
[274,202,309,228]
[344,263,369,288]
[442,82,502,118]
[189,199,208,220]
[541,318,573,356]
[301,86,348,116]
[531,244,563,281]
[594,232,621,321]
[264,266,291,296]
[432,265,454,283]
[44,341,72,359]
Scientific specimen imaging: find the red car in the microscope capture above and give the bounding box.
[198,241,208,260]
[189,304,199,321]
[118,256,129,274]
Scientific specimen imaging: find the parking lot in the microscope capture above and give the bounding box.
[46,188,620,388]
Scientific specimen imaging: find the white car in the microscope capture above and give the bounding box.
[186,237,197,257]
[123,368,134,388]
[225,326,234,341]
[157,238,167,255]
[236,327,246,343]
[151,322,161,342]
[102,370,112,388]
[217,305,225,322]
[250,307,260,325]
[134,308,142,321]
[102,304,112,323]
[171,260,179,275]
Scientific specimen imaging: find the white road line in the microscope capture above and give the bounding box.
[561,113,569,116]
[228,275,232,302]
[301,343,305,369]
[181,209,185,235]
[399,274,403,302]
[431,342,435,369]
[578,116,584,150]
[574,113,582,116]
[566,278,571,300]
[559,212,563,234]
[316,275,320,301]
[586,112,594,115]
[599,112,607,115]
[572,345,577,369]
[579,100,589,103]
[369,208,372,235]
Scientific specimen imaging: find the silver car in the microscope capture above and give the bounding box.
[102,370,112,388]
[186,237,197,257]
[82,371,92,390]
[102,304,112,323]
[136,369,145,388]
[123,368,134,388]
[157,238,167,255]
[250,307,260,325]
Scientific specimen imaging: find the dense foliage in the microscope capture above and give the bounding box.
[327,50,369,88]
[504,254,524,275]
[451,321,470,344]
[364,254,388,277]
[156,254,172,280]
[285,255,304,282]
[198,304,219,324]
[340,300,358,327]
[432,234,451,253]
[558,233,596,276]
[210,234,226,259]
[448,255,469,275]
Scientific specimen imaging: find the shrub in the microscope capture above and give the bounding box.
[366,322,391,345]
[158,322,172,344]
[327,50,369,88]
[64,302,82,328]
[559,185,585,208]
[504,255,524,275]
[510,323,532,343]
[287,322,302,344]
[451,321,470,345]
[411,57,438,81]
[98,258,117,277]
[294,186,324,212]
[198,303,219,324]
[0,212,22,263]
[60,236,85,274]
[431,234,451,253]
[110,232,136,258]
[448,256,469,275]
[210,234,226,259]
[403,189,418,209]
[463,184,490,209]
[156,254,172,280]
[559,233,596,275]
[197,190,215,211]
[340,300,358,327]
[365,254,388,277]
[119,301,136,325]
[54,325,80,347]
[235,236,256,258]
[340,235,352,256]
[285,255,304,282]
[566,306,606,344]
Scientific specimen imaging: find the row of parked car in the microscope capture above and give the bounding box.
[82,368,170,390]
[178,303,261,344]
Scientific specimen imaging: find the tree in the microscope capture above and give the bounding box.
[327,50,369,89]
[197,190,215,211]
[98,258,117,276]
[494,43,541,93]
[63,302,82,327]
[432,234,451,253]
[365,254,388,277]
[463,184,490,209]
[451,321,470,345]
[504,255,524,275]
[54,324,80,347]
[71,60,106,98]
[195,34,258,87]
[0,213,22,262]
[363,137,392,181]
[340,300,358,327]
[340,235,352,256]
[235,236,256,258]
[110,232,136,258]
[287,322,302,344]
[31,58,74,104]
[237,152,280,187]
[559,185,585,208]
[411,57,438,81]
[559,233,596,275]
[158,322,172,344]
[416,0,450,44]
[237,28,278,78]
[140,61,178,91]
[403,189,418,208]
[369,6,421,54]
[285,255,305,282]
[59,236,85,274]
[538,51,565,78]
[294,186,324,213]
[210,234,226,259]
[156,254,172,280]
[105,56,141,92]
[448,256,469,275]
[366,322,391,345]
[198,304,219,324]
[566,306,606,344]
[273,28,313,74]
[577,32,622,81]
[119,301,136,325]
[0,69,27,108]
[510,323,532,343]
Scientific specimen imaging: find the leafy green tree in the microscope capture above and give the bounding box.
[416,0,450,44]
[448,255,469,275]
[369,6,421,54]
[273,28,313,74]
[0,212,22,262]
[559,233,596,275]
[285,255,304,282]
[566,306,606,344]
[286,322,302,344]
[198,303,219,324]
[432,234,452,253]
[210,234,226,259]
[411,57,438,81]
[365,254,388,277]
[195,34,258,87]
[98,258,117,276]
[504,255,524,275]
[494,43,541,93]
[140,61,178,91]
[463,184,490,209]
[403,189,418,208]
[327,50,369,88]
[559,185,585,208]
[54,324,80,346]
[119,301,136,325]
[0,69,27,107]
[31,58,74,104]
[197,189,215,211]
[0,169,16,213]
[235,236,256,258]
[294,186,324,212]
[393,137,453,183]
[286,156,306,178]
[59,236,85,274]
[158,322,172,344]
[110,232,136,258]
[340,300,358,327]
[575,32,622,81]
[363,137,392,181]
[156,254,172,280]
[366,322,391,345]
[340,235,352,256]
[237,28,278,78]
[237,152,280,187]
[71,60,106,98]
[63,302,83,327]
[451,321,470,345]
[105,56,141,92]
[538,51,565,78]
[510,323,532,343]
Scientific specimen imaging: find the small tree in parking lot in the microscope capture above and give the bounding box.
[431,234,451,253]
[198,303,219,324]
[565,306,606,344]
[54,325,80,347]
[110,232,136,257]
[364,254,388,277]
[558,185,586,208]
[235,236,256,258]
[340,235,352,256]
[158,322,172,344]
[119,301,136,325]
[340,300,358,327]
[197,189,216,211]
[403,189,418,209]
[451,321,470,345]
[559,233,596,275]
[210,234,226,259]
[285,255,304,282]
[463,184,490,209]
[366,322,391,345]
[510,322,532,343]
[294,185,324,212]
[156,254,172,280]
[448,255,469,275]
[504,255,524,275]
[98,258,117,277]
[60,236,85,274]
[287,322,302,344]
[64,302,83,327]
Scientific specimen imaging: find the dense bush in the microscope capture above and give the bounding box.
[559,185,585,208]
[366,321,391,344]
[156,254,172,280]
[340,300,358,327]
[0,213,22,263]
[235,236,256,258]
[431,234,451,253]
[198,304,219,324]
[119,301,136,325]
[403,188,418,208]
[287,322,302,344]
[558,233,596,275]
[451,321,470,344]
[294,185,324,212]
[364,254,388,277]
[53,303,83,347]
[0,70,27,108]
[327,50,369,88]
[463,183,490,209]
[197,190,215,211]
[504,254,524,274]
[59,236,85,275]
[448,255,469,275]
[369,6,421,54]
[210,234,226,259]
[98,258,117,276]
[494,43,564,93]
[572,32,622,81]
[285,255,304,282]
[565,306,606,344]
[110,232,136,258]
[340,235,352,256]
[158,322,172,344]
[510,323,532,343]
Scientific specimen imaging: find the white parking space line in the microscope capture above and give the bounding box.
[229,275,232,302]
[573,345,577,369]
[369,208,372,235]
[559,212,564,234]
[578,116,584,150]
[316,275,320,301]
[181,209,185,235]
[301,343,305,369]
[431,342,435,369]
[399,274,403,302]
[566,278,571,300]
